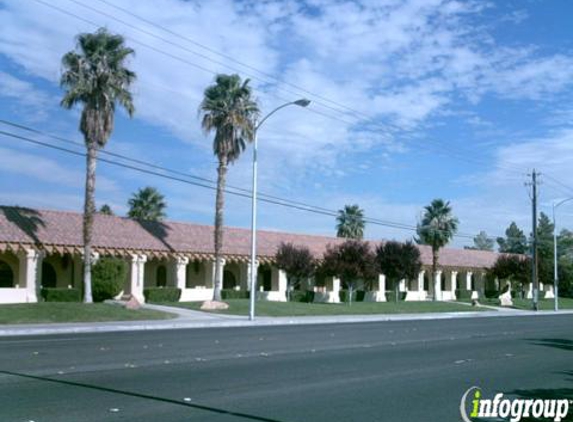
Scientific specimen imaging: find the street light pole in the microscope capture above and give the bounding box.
[552,197,573,312]
[248,99,311,321]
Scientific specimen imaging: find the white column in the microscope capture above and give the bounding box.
[377,273,386,301]
[418,271,425,292]
[19,249,42,303]
[399,279,406,292]
[331,277,341,303]
[450,271,458,300]
[174,256,189,291]
[130,254,146,303]
[434,270,442,300]
[266,268,287,302]
[466,271,473,291]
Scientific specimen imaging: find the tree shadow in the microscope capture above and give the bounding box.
[0,206,45,245]
[529,338,573,352]
[0,370,288,422]
[135,220,175,253]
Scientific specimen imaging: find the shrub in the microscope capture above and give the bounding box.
[144,287,181,302]
[484,290,499,299]
[288,290,314,303]
[339,290,366,303]
[456,289,472,300]
[92,257,127,302]
[221,289,249,300]
[385,291,406,302]
[41,288,81,302]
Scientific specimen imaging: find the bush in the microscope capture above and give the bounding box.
[221,289,249,300]
[484,290,499,299]
[144,287,181,302]
[92,258,127,302]
[456,289,472,300]
[339,290,366,303]
[41,288,81,302]
[385,291,406,302]
[289,290,314,303]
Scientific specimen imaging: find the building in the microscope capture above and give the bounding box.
[0,206,553,304]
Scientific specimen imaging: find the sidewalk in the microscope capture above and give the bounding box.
[0,303,572,337]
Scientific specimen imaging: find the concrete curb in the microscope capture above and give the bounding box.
[1,308,572,337]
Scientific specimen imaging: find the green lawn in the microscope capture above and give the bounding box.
[168,299,488,317]
[0,303,176,324]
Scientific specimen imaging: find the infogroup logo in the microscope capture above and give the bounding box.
[460,386,570,422]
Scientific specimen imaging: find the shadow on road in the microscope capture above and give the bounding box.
[0,370,288,422]
[506,338,573,422]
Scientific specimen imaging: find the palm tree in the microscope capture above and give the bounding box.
[99,204,114,216]
[128,187,167,221]
[416,199,459,301]
[336,204,365,239]
[60,28,136,303]
[199,74,259,302]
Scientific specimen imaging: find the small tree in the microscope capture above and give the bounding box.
[489,255,530,298]
[275,242,316,301]
[99,204,114,216]
[92,257,128,302]
[375,241,422,302]
[320,240,377,305]
[497,222,528,254]
[465,231,494,251]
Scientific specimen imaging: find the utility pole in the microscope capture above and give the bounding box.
[528,170,540,311]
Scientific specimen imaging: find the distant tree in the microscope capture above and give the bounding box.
[536,212,555,287]
[99,204,114,216]
[320,240,377,305]
[127,187,167,221]
[489,255,531,297]
[557,229,573,297]
[60,28,136,303]
[497,222,527,254]
[416,199,458,301]
[375,241,422,302]
[275,243,316,301]
[465,231,494,251]
[336,204,365,239]
[199,74,259,302]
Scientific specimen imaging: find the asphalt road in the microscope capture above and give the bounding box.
[1,315,572,422]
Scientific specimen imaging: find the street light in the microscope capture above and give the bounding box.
[552,197,573,312]
[249,99,311,321]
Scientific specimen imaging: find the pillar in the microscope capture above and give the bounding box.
[418,271,425,293]
[174,256,189,291]
[19,249,42,303]
[245,260,258,291]
[465,271,473,291]
[449,271,458,300]
[129,254,147,303]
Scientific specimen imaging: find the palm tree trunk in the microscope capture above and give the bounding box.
[213,158,228,302]
[432,248,439,302]
[82,143,98,303]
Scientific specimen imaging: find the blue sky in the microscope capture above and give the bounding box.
[1,0,573,248]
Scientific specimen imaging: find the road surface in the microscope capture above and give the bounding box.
[1,314,572,421]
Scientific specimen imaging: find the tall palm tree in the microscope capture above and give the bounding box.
[199,74,259,302]
[336,204,365,239]
[60,28,136,303]
[416,199,459,301]
[128,186,167,221]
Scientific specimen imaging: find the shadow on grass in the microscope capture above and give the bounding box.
[0,370,287,422]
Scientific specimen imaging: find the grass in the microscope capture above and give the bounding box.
[0,303,176,325]
[167,299,488,317]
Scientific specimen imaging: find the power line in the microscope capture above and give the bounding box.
[0,127,491,241]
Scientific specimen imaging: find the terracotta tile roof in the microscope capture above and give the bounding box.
[0,206,501,269]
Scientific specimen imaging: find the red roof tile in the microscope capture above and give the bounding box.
[0,206,500,269]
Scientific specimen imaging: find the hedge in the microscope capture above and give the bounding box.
[221,289,249,300]
[385,291,407,302]
[339,290,366,303]
[144,287,181,302]
[288,290,315,302]
[484,290,500,299]
[41,288,81,302]
[455,289,472,300]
